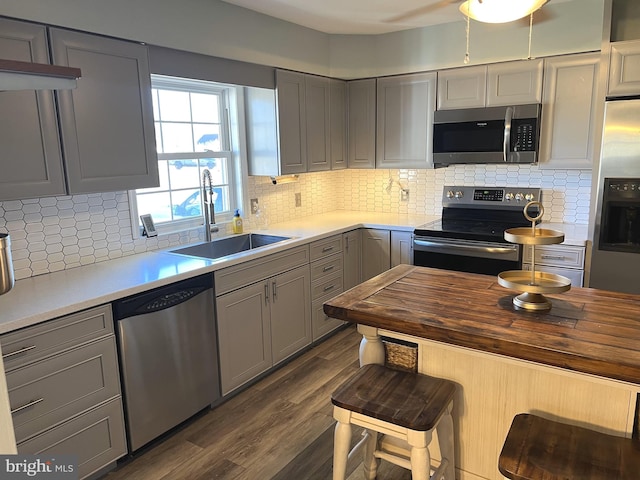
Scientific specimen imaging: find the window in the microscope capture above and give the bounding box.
[131,75,242,235]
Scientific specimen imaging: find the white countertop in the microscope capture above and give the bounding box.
[0,211,588,334]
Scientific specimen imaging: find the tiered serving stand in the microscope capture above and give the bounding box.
[498,201,571,311]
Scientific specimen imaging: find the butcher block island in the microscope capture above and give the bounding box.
[323,265,640,480]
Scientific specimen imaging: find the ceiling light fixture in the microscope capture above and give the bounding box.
[459,0,548,23]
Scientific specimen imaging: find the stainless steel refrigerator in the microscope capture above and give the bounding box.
[590,98,640,294]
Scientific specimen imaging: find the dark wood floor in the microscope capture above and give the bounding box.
[105,325,411,480]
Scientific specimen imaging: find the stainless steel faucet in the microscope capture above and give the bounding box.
[201,169,219,241]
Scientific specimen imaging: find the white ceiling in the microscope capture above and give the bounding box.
[219,0,570,35]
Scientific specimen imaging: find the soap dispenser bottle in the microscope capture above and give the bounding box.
[232,209,243,234]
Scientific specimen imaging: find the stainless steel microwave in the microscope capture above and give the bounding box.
[433,104,541,167]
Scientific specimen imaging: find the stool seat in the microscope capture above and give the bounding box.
[331,364,456,431]
[499,413,640,480]
[331,364,457,480]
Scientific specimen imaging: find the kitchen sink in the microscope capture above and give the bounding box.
[169,233,291,260]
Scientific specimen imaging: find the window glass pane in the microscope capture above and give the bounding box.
[137,192,173,224]
[216,185,230,212]
[194,125,221,152]
[198,158,217,170]
[172,188,201,219]
[207,159,226,185]
[154,122,163,153]
[191,93,219,123]
[161,123,194,152]
[158,90,191,122]
[168,160,201,189]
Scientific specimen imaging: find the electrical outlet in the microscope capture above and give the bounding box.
[400,189,409,202]
[295,193,302,207]
[250,198,259,214]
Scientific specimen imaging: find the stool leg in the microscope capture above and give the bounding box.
[333,415,352,480]
[435,402,455,480]
[408,430,431,480]
[362,429,379,480]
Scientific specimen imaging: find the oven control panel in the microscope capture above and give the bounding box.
[443,186,541,208]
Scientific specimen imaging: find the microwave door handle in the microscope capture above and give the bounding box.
[503,106,514,162]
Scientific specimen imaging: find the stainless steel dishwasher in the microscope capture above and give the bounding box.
[113,274,220,452]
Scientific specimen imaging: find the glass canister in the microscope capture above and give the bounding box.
[0,233,15,295]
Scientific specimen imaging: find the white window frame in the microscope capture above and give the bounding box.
[130,75,245,238]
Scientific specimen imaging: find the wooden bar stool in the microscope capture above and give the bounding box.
[331,364,456,480]
[499,413,640,480]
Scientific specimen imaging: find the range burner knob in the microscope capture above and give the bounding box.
[505,192,514,201]
[525,193,535,201]
[454,190,464,199]
[515,192,525,201]
[446,190,455,199]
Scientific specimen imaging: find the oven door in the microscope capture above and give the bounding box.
[413,236,521,275]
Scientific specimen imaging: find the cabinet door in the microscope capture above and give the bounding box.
[609,41,640,96]
[539,53,599,169]
[270,265,311,365]
[49,28,159,194]
[391,231,413,267]
[306,75,331,172]
[376,72,436,169]
[216,282,271,395]
[348,79,376,168]
[437,65,487,110]
[330,79,348,170]
[361,229,391,282]
[276,69,307,174]
[486,59,543,106]
[0,18,65,201]
[343,230,362,290]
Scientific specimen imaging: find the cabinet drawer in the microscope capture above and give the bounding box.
[310,235,343,261]
[1,305,114,372]
[8,336,121,444]
[18,398,127,480]
[311,271,343,301]
[310,253,343,281]
[215,245,310,296]
[312,298,344,341]
[523,244,585,269]
[523,264,584,287]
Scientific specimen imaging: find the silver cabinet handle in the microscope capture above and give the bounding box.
[541,255,566,261]
[264,283,269,304]
[322,265,335,272]
[503,106,513,162]
[322,246,334,253]
[272,281,277,300]
[323,284,336,292]
[3,345,36,359]
[11,397,44,415]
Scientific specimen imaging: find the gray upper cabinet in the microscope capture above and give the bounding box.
[306,75,331,172]
[330,79,348,170]
[539,53,600,169]
[275,69,307,174]
[0,19,66,201]
[348,79,376,168]
[437,60,543,110]
[49,28,159,194]
[376,72,436,169]
[608,40,640,96]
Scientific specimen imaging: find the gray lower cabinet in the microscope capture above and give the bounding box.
[215,246,311,395]
[391,230,413,267]
[0,18,65,201]
[361,229,391,282]
[343,229,362,290]
[1,305,126,479]
[50,28,158,193]
[310,235,344,341]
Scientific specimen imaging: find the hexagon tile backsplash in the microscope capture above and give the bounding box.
[0,164,592,280]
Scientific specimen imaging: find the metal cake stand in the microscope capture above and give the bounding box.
[498,201,571,311]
